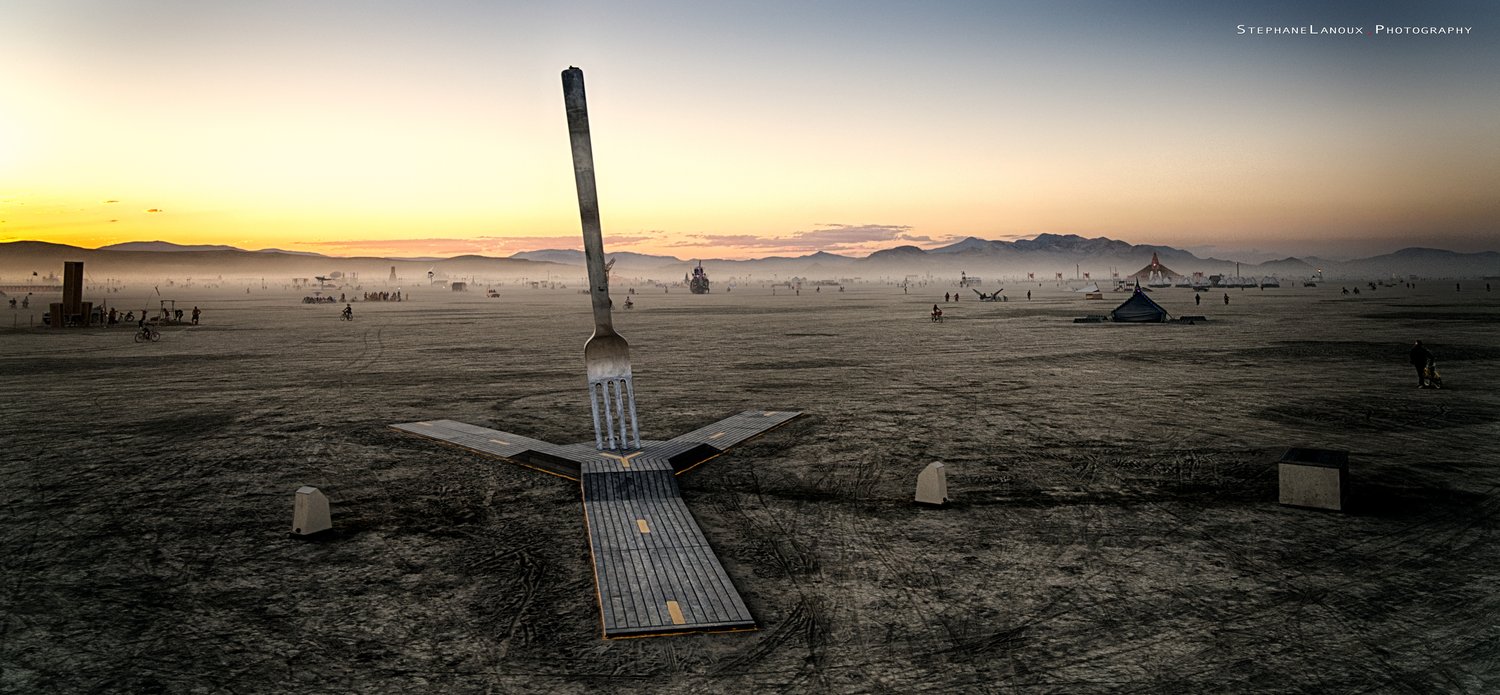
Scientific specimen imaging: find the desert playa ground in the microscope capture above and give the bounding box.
[2,281,1498,693]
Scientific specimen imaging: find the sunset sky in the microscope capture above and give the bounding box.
[2,1,1496,260]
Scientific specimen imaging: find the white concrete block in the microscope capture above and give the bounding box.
[292,486,332,535]
[1278,448,1347,511]
[915,462,948,505]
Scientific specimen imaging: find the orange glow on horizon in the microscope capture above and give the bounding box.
[3,3,1496,259]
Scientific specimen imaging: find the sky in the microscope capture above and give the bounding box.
[2,0,1497,260]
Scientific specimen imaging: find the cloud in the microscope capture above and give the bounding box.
[682,223,920,254]
[3,218,129,233]
[300,233,660,257]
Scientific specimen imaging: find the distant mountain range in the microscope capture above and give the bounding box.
[509,234,1498,281]
[1,235,1495,282]
[98,241,245,253]
[0,240,568,282]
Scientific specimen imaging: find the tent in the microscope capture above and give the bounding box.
[1110,287,1170,322]
[1072,283,1100,293]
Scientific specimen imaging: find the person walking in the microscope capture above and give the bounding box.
[1223,293,1229,305]
[1410,341,1433,388]
[191,306,200,325]
[1026,290,1031,301]
[1195,293,1201,306]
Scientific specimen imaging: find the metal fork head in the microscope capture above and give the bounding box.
[584,331,637,450]
[588,375,640,450]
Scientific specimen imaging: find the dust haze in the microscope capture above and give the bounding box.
[2,271,1499,692]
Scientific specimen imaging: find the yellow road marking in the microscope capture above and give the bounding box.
[763,411,778,416]
[488,438,511,446]
[709,432,725,440]
[636,519,650,534]
[599,451,644,469]
[665,600,686,625]
[415,422,433,427]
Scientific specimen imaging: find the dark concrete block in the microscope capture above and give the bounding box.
[1278,447,1348,511]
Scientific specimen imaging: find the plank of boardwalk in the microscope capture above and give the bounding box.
[394,415,793,637]
[665,410,801,452]
[583,468,755,637]
[389,419,582,479]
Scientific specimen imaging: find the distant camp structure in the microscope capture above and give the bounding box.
[1174,271,1210,290]
[37,261,100,327]
[1129,252,1181,287]
[1110,286,1171,322]
[688,261,710,294]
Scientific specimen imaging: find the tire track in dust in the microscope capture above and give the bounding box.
[1012,489,1500,689]
[334,322,387,398]
[354,323,386,372]
[707,463,831,690]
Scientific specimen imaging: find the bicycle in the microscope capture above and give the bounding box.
[134,325,161,343]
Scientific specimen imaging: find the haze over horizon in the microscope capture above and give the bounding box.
[3,1,1497,260]
[13,233,1492,266]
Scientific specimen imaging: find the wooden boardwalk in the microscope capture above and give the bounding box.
[392,410,800,638]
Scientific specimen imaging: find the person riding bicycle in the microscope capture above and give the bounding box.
[135,315,155,341]
[342,304,353,320]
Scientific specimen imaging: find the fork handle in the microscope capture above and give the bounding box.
[563,67,615,335]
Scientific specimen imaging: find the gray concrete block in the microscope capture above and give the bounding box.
[1278,448,1348,511]
[291,486,332,535]
[915,462,948,505]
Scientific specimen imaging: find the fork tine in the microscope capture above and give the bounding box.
[598,381,617,450]
[587,377,642,451]
[588,382,604,450]
[624,377,640,448]
[612,379,627,449]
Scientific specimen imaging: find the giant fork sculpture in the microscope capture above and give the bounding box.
[564,66,640,451]
[392,66,800,638]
